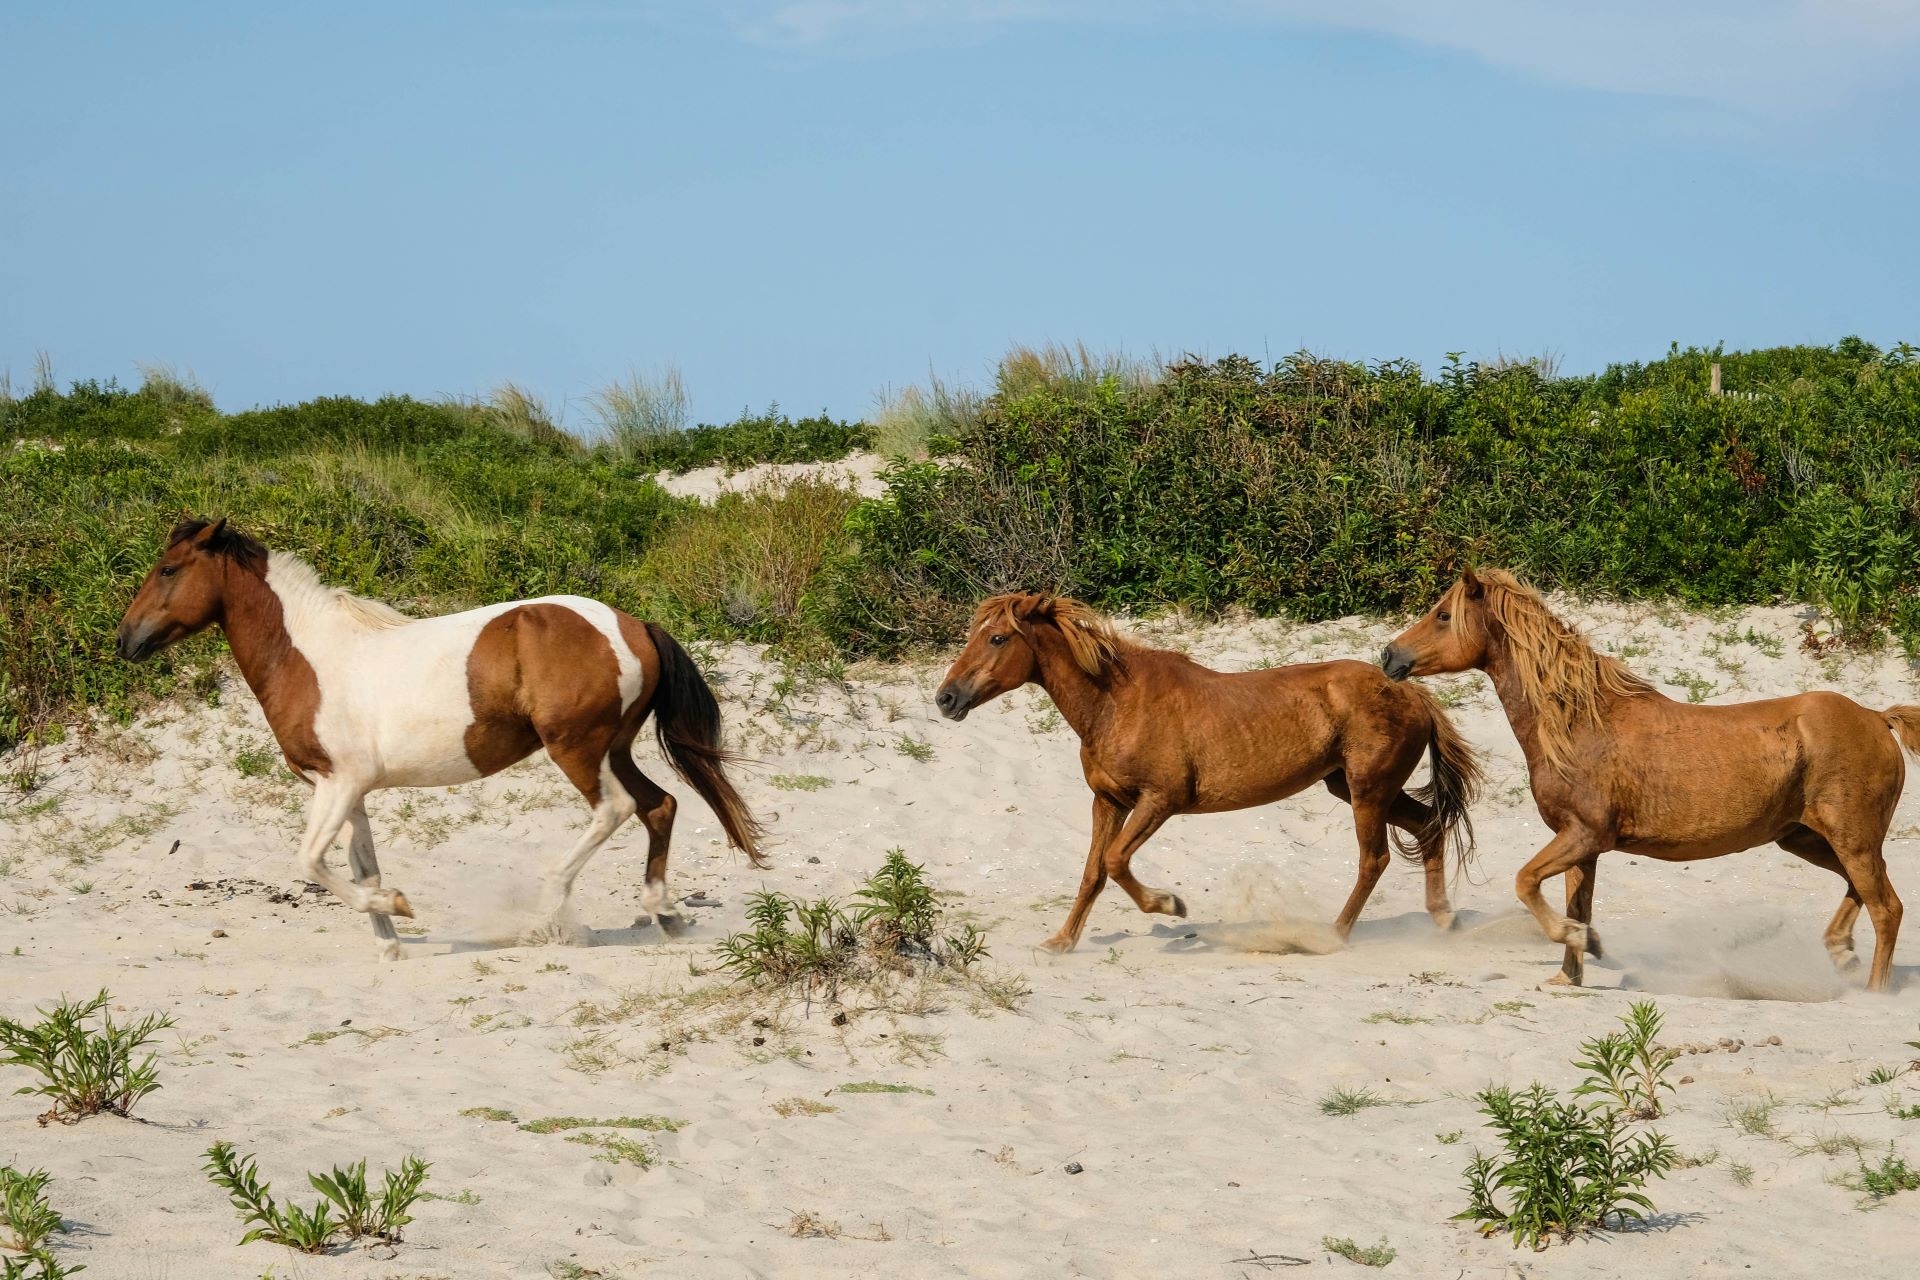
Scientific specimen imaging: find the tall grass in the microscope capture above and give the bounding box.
[589,367,689,460]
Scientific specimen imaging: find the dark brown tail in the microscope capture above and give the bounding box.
[1886,706,1920,757]
[645,622,767,867]
[1393,683,1485,873]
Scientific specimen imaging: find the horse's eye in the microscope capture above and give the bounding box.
[1437,610,1450,623]
[989,634,1007,646]
[159,566,179,578]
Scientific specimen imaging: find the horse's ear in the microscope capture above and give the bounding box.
[166,517,204,548]
[1462,568,1485,600]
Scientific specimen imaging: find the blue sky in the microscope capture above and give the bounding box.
[4,1,1917,425]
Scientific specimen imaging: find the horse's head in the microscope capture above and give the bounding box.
[117,517,259,661]
[1381,569,1494,680]
[934,593,1054,721]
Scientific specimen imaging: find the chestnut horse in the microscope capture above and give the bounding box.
[935,593,1482,953]
[117,518,765,958]
[1383,568,1920,990]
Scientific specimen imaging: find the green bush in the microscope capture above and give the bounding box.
[1456,1002,1680,1249]
[203,1142,430,1253]
[0,990,175,1125]
[629,406,873,473]
[819,340,1920,655]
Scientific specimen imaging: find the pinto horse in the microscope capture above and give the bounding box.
[935,593,1483,953]
[117,518,765,958]
[1383,568,1920,990]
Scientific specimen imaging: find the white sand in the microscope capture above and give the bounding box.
[653,452,890,502]
[6,600,1920,1277]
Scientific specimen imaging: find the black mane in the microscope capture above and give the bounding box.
[167,517,268,571]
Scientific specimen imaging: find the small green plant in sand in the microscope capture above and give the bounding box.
[1319,1086,1392,1117]
[1845,1148,1920,1203]
[1455,1001,1679,1250]
[1571,1000,1677,1120]
[231,744,278,777]
[0,990,175,1124]
[202,1142,430,1253]
[773,1096,838,1117]
[769,774,831,792]
[518,1115,680,1135]
[1322,1235,1396,1266]
[2,1167,68,1263]
[713,848,995,998]
[835,1081,934,1097]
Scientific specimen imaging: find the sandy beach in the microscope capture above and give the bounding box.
[6,599,1920,1278]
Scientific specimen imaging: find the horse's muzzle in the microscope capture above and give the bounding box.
[934,683,972,722]
[117,624,155,663]
[1380,645,1414,682]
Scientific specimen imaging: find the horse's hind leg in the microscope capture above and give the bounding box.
[609,747,684,935]
[1386,791,1453,930]
[537,740,638,931]
[346,803,402,961]
[1827,834,1902,993]
[1331,786,1392,939]
[1778,826,1864,972]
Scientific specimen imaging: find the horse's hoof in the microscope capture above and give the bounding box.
[1165,893,1188,919]
[1545,971,1578,988]
[380,890,414,919]
[1585,927,1604,959]
[1833,950,1862,973]
[377,941,403,962]
[657,911,694,938]
[1038,934,1076,955]
[1431,911,1457,932]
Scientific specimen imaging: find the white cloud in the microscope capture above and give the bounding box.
[712,0,1920,111]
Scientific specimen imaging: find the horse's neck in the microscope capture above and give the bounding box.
[1028,629,1115,740]
[219,564,314,726]
[1482,637,1554,777]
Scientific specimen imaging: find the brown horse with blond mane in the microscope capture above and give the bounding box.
[936,592,1483,953]
[1383,567,1920,991]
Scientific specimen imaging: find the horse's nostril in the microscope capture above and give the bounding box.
[935,690,954,709]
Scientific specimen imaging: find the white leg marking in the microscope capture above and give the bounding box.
[347,803,402,961]
[538,758,636,921]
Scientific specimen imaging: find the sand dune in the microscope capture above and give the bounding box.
[5,599,1920,1277]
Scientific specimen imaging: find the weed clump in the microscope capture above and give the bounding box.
[1456,1001,1679,1249]
[0,990,175,1125]
[2,1167,74,1277]
[713,848,991,996]
[202,1142,430,1253]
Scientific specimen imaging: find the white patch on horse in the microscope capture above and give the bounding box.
[268,555,642,790]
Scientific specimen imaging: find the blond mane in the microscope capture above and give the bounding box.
[1462,569,1652,773]
[971,593,1127,677]
[267,552,415,632]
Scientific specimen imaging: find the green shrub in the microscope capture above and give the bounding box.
[819,340,1920,656]
[202,1142,429,1253]
[714,849,989,993]
[0,990,175,1124]
[1,1167,65,1255]
[1571,1000,1677,1120]
[1322,1235,1395,1267]
[1456,1002,1680,1249]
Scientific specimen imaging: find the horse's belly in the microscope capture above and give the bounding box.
[316,628,492,788]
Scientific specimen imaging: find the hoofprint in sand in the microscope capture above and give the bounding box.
[5,601,1920,1278]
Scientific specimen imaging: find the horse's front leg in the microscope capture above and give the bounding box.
[295,777,410,920]
[1513,827,1605,985]
[1040,794,1124,954]
[346,802,403,961]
